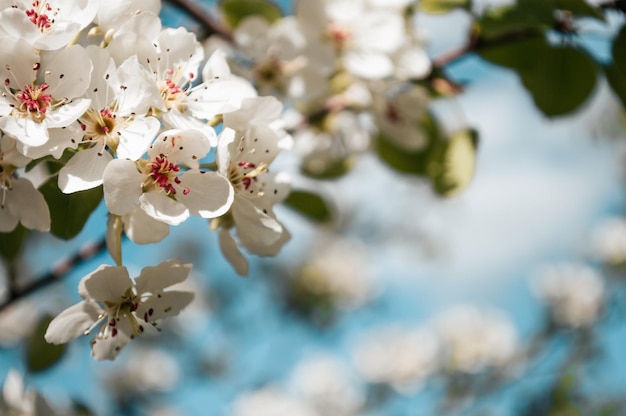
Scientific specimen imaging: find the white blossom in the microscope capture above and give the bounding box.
[532,263,605,328]
[433,305,518,374]
[45,259,195,361]
[0,0,98,50]
[103,128,233,226]
[0,135,50,232]
[215,99,291,275]
[230,386,319,416]
[288,353,364,416]
[352,325,439,393]
[0,38,92,147]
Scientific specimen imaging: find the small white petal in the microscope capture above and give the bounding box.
[232,195,283,251]
[117,116,160,160]
[139,191,189,226]
[123,207,170,245]
[0,118,48,147]
[223,96,282,130]
[103,159,143,216]
[90,319,132,361]
[45,98,91,128]
[81,265,132,303]
[58,146,112,193]
[218,228,249,276]
[138,290,194,321]
[343,51,394,79]
[135,259,191,294]
[45,300,103,344]
[176,171,234,219]
[6,178,50,232]
[149,129,212,167]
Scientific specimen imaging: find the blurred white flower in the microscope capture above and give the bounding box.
[352,325,439,393]
[1,369,56,415]
[0,300,40,347]
[297,237,378,310]
[433,305,518,374]
[532,263,605,328]
[105,348,180,394]
[230,386,319,416]
[591,217,626,266]
[288,353,364,416]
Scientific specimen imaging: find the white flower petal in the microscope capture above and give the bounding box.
[3,369,25,410]
[42,45,92,99]
[6,178,50,232]
[90,319,132,361]
[139,191,189,226]
[115,55,163,116]
[232,195,283,249]
[177,171,234,219]
[223,96,282,130]
[138,290,194,321]
[343,51,394,79]
[149,129,212,167]
[117,116,160,160]
[123,207,170,245]
[58,146,112,193]
[81,264,132,303]
[45,98,91,128]
[0,118,48,147]
[103,159,143,216]
[135,259,191,294]
[0,206,18,233]
[44,300,103,344]
[218,228,249,276]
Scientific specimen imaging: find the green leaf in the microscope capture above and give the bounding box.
[39,177,103,240]
[0,225,27,262]
[26,316,66,373]
[606,25,626,108]
[418,0,470,14]
[612,25,626,72]
[219,0,282,28]
[478,5,549,40]
[606,65,626,108]
[376,134,430,176]
[283,190,333,223]
[480,37,597,116]
[427,129,478,197]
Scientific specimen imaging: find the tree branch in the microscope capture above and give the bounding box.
[164,0,234,41]
[0,238,107,313]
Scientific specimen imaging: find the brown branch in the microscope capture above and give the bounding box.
[165,0,234,41]
[0,237,107,313]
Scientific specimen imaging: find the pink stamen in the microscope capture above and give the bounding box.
[150,155,181,195]
[16,83,52,114]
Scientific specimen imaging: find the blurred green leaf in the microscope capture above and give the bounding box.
[376,134,429,176]
[606,26,626,108]
[555,0,605,21]
[0,224,27,262]
[427,129,478,197]
[27,316,66,373]
[301,156,355,180]
[478,4,550,40]
[283,190,333,223]
[219,0,282,28]
[612,25,626,72]
[39,177,103,240]
[418,0,470,14]
[480,37,597,116]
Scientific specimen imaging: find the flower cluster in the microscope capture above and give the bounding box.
[0,1,294,360]
[207,0,434,178]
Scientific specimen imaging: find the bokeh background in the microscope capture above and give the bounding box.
[1,0,626,415]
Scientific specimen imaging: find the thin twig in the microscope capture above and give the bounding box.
[0,237,107,313]
[165,0,234,41]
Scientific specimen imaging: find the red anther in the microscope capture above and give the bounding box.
[183,188,190,195]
